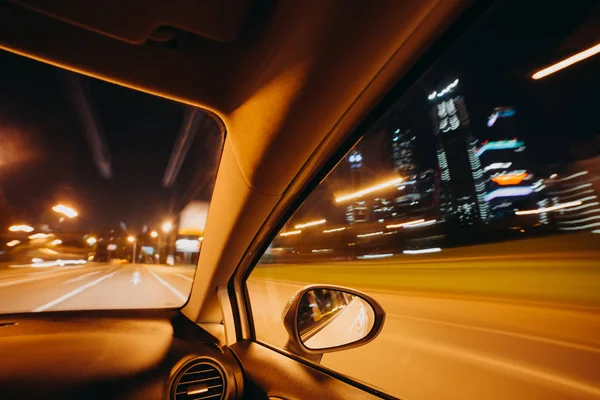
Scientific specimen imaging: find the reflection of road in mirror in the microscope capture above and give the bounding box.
[304,296,375,350]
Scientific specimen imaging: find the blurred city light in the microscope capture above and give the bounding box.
[557,171,588,182]
[28,233,49,240]
[403,219,438,228]
[323,227,346,233]
[52,204,78,218]
[386,219,425,229]
[357,253,394,259]
[51,239,62,246]
[176,239,200,252]
[335,177,404,203]
[532,43,600,80]
[8,224,34,233]
[550,173,558,179]
[280,230,301,237]
[86,237,97,246]
[6,240,20,247]
[127,236,136,243]
[491,171,528,185]
[39,248,58,255]
[476,139,524,157]
[484,187,534,202]
[162,221,173,233]
[515,201,583,215]
[484,162,512,172]
[403,247,442,255]
[294,219,326,229]
[198,237,204,242]
[32,258,44,263]
[150,231,158,238]
[356,231,384,238]
[311,248,333,253]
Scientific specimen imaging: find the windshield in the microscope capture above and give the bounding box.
[0,50,224,313]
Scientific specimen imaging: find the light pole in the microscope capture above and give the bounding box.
[127,236,137,264]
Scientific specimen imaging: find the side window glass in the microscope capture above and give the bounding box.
[247,2,600,399]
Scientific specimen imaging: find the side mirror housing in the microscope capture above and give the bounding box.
[281,285,385,363]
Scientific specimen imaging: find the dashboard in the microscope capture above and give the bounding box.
[0,310,244,400]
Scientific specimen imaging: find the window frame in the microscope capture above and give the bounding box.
[227,0,492,396]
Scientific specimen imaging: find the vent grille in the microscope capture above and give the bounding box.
[173,360,225,400]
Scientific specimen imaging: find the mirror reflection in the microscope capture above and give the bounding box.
[297,289,375,350]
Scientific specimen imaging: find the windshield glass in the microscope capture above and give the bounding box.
[0,50,223,313]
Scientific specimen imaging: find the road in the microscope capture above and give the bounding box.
[0,263,194,314]
[2,252,600,399]
[248,277,600,400]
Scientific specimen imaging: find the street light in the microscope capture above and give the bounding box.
[8,224,34,233]
[127,236,137,264]
[162,221,173,233]
[52,204,78,218]
[150,231,158,238]
[86,237,97,246]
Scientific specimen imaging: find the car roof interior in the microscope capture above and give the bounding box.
[0,0,473,398]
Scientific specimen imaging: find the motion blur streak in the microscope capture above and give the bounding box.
[356,231,383,238]
[532,43,600,79]
[403,248,442,255]
[8,225,33,232]
[323,227,346,233]
[6,240,20,247]
[335,177,403,203]
[515,201,582,215]
[280,230,301,237]
[557,171,589,182]
[386,219,425,228]
[52,204,78,218]
[294,219,326,229]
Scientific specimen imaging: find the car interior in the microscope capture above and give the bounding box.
[2,0,598,399]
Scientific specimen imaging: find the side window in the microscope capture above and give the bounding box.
[247,2,600,399]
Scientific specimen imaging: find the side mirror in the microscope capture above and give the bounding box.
[282,285,385,363]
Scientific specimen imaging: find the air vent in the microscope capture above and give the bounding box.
[172,360,225,400]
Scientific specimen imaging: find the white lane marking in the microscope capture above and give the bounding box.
[33,270,118,312]
[145,267,186,302]
[174,273,193,282]
[61,271,101,284]
[389,334,600,398]
[131,268,142,286]
[388,312,600,355]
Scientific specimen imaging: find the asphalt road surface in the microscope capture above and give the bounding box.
[248,277,600,400]
[2,258,600,400]
[0,263,194,313]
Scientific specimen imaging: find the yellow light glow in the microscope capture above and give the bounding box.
[6,240,20,247]
[294,219,326,229]
[127,236,136,243]
[532,43,600,80]
[515,200,582,215]
[8,224,34,233]
[335,177,403,203]
[386,219,425,229]
[28,233,49,240]
[198,237,204,242]
[86,237,97,245]
[323,227,346,233]
[280,230,301,237]
[52,204,78,218]
[51,239,62,246]
[40,248,58,255]
[150,231,158,238]
[162,221,173,233]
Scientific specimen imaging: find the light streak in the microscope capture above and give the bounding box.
[294,219,326,229]
[6,240,20,247]
[403,219,438,228]
[323,227,346,233]
[386,219,425,228]
[491,172,528,186]
[556,171,588,182]
[403,247,442,255]
[357,253,394,259]
[356,231,384,238]
[484,187,533,202]
[532,43,600,80]
[483,162,512,172]
[335,177,403,203]
[280,230,301,237]
[515,201,582,215]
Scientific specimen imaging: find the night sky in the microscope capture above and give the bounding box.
[0,50,222,231]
